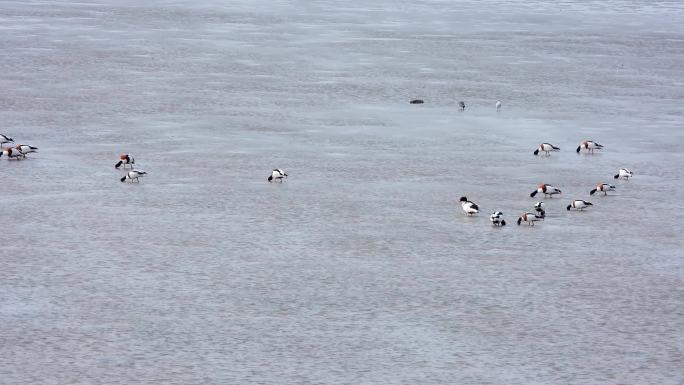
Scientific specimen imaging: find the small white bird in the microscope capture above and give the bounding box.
[517,212,543,226]
[120,170,147,183]
[614,168,633,180]
[576,140,603,154]
[530,184,562,198]
[460,196,479,216]
[115,153,135,169]
[534,202,546,218]
[0,134,14,147]
[590,183,616,196]
[268,169,288,182]
[15,144,38,155]
[490,211,506,226]
[458,101,466,111]
[566,200,593,211]
[533,143,560,156]
[495,100,501,111]
[1,147,24,160]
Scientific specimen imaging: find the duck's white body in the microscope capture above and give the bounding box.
[490,211,506,226]
[121,170,147,183]
[15,144,38,154]
[533,143,560,156]
[530,184,562,198]
[268,169,288,182]
[614,168,633,180]
[495,100,502,111]
[460,197,479,216]
[517,212,543,226]
[590,183,616,196]
[567,200,593,211]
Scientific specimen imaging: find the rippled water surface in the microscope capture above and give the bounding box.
[1,1,683,384]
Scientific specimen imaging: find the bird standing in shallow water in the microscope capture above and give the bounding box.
[268,169,288,182]
[567,200,592,211]
[614,168,633,180]
[458,101,466,111]
[530,184,562,198]
[534,202,546,218]
[517,212,543,226]
[115,154,135,169]
[496,100,501,111]
[120,170,147,183]
[576,140,603,154]
[533,143,560,156]
[590,183,616,196]
[490,212,506,226]
[460,196,479,216]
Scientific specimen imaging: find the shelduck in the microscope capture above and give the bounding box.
[15,144,37,155]
[1,147,24,160]
[614,168,633,180]
[517,212,543,226]
[115,154,135,169]
[590,183,616,196]
[268,169,288,182]
[120,170,147,183]
[490,212,506,226]
[576,140,603,154]
[460,196,479,216]
[0,134,14,147]
[533,143,560,156]
[566,200,593,211]
[530,184,562,198]
[534,202,546,218]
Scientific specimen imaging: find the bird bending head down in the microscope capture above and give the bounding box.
[268,169,288,182]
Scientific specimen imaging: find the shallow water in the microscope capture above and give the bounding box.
[1,1,683,384]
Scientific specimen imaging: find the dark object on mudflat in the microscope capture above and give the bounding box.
[458,101,466,110]
[410,99,424,104]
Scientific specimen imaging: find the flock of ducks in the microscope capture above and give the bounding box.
[0,134,38,159]
[461,159,633,226]
[2,133,290,185]
[459,135,633,226]
[114,153,286,184]
[407,100,634,227]
[3,100,636,228]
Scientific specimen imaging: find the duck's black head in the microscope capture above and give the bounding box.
[459,196,468,202]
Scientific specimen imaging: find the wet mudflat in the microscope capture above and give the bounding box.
[1,1,683,384]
